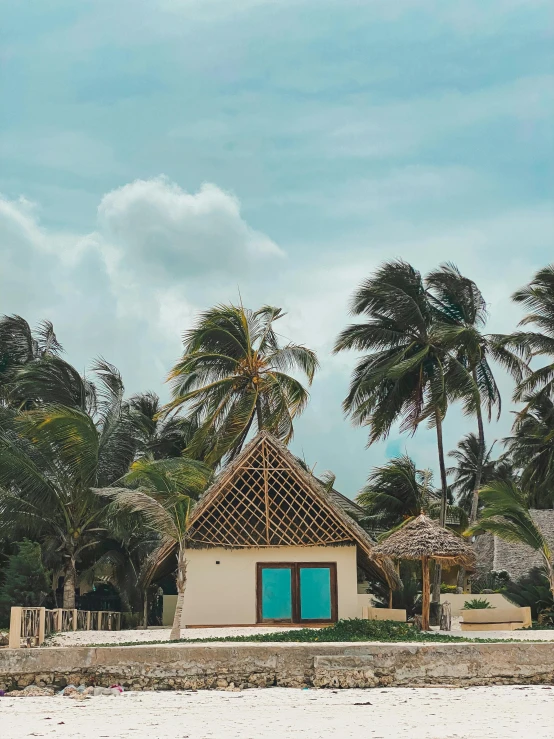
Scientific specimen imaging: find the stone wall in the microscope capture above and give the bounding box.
[1,642,554,692]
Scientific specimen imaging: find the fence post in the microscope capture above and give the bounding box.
[72,609,78,631]
[97,611,103,630]
[86,611,91,630]
[116,612,121,631]
[8,607,22,649]
[38,607,46,645]
[56,608,63,632]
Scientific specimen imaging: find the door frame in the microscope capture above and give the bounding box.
[256,562,338,624]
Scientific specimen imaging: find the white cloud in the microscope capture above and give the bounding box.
[0,179,285,398]
[96,177,283,283]
[1,176,552,492]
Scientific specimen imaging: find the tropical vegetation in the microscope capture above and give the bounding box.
[1,262,554,632]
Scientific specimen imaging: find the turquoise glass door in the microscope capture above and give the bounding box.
[260,567,292,621]
[299,567,332,621]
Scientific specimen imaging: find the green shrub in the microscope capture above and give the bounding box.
[0,540,50,626]
[470,570,510,594]
[121,612,142,630]
[441,584,458,594]
[504,568,554,621]
[463,598,493,610]
[370,562,422,617]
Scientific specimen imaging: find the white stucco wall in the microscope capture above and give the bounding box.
[440,593,516,617]
[181,545,359,627]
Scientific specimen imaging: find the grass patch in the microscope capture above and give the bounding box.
[43,618,553,648]
[184,619,470,644]
[57,619,475,648]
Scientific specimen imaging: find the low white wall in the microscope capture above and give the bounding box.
[181,545,359,627]
[440,593,515,617]
[357,594,372,617]
[163,596,177,627]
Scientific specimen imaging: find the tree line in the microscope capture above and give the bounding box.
[0,261,553,635]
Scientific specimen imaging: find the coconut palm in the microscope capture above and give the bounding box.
[79,518,159,622]
[127,391,199,460]
[447,433,497,515]
[0,366,136,608]
[334,260,477,530]
[426,263,526,522]
[356,455,434,531]
[467,480,554,596]
[0,316,63,405]
[96,457,212,640]
[505,264,554,400]
[504,393,554,507]
[163,304,319,466]
[357,454,467,535]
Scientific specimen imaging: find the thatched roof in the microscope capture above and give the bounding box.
[374,514,476,568]
[187,431,399,587]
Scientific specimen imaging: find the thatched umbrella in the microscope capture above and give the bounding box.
[374,514,475,630]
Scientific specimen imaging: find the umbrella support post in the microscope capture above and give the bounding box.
[421,556,430,631]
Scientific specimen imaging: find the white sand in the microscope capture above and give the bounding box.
[47,625,300,647]
[2,685,554,738]
[47,622,554,647]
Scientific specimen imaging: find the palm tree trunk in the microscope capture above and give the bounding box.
[470,377,485,524]
[170,543,187,641]
[432,409,449,602]
[62,558,77,610]
[228,407,257,462]
[255,397,263,430]
[143,589,149,629]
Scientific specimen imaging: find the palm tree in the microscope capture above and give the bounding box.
[356,455,435,531]
[127,391,199,460]
[467,480,554,596]
[0,366,136,608]
[505,264,554,400]
[447,433,497,515]
[504,393,554,508]
[426,264,525,522]
[333,260,477,531]
[79,518,159,622]
[163,304,318,466]
[0,316,63,405]
[357,454,467,535]
[96,457,212,640]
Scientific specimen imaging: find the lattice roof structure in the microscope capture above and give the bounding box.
[186,431,398,586]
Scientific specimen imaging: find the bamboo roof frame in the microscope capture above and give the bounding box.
[186,431,399,587]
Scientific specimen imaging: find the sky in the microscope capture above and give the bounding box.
[1,0,553,497]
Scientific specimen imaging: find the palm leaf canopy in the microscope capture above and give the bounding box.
[163,303,318,464]
[504,393,554,505]
[467,480,551,558]
[333,260,478,442]
[426,262,526,421]
[500,264,554,400]
[374,513,475,568]
[356,455,433,529]
[95,457,212,543]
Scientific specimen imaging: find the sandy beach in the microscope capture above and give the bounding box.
[2,685,554,739]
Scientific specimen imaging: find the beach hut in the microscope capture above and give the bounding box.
[172,431,396,628]
[374,514,475,630]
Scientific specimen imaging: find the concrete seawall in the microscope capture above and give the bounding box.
[1,641,554,691]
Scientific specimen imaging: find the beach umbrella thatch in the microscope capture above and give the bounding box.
[374,514,475,630]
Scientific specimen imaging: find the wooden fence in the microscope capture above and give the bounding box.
[8,607,121,649]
